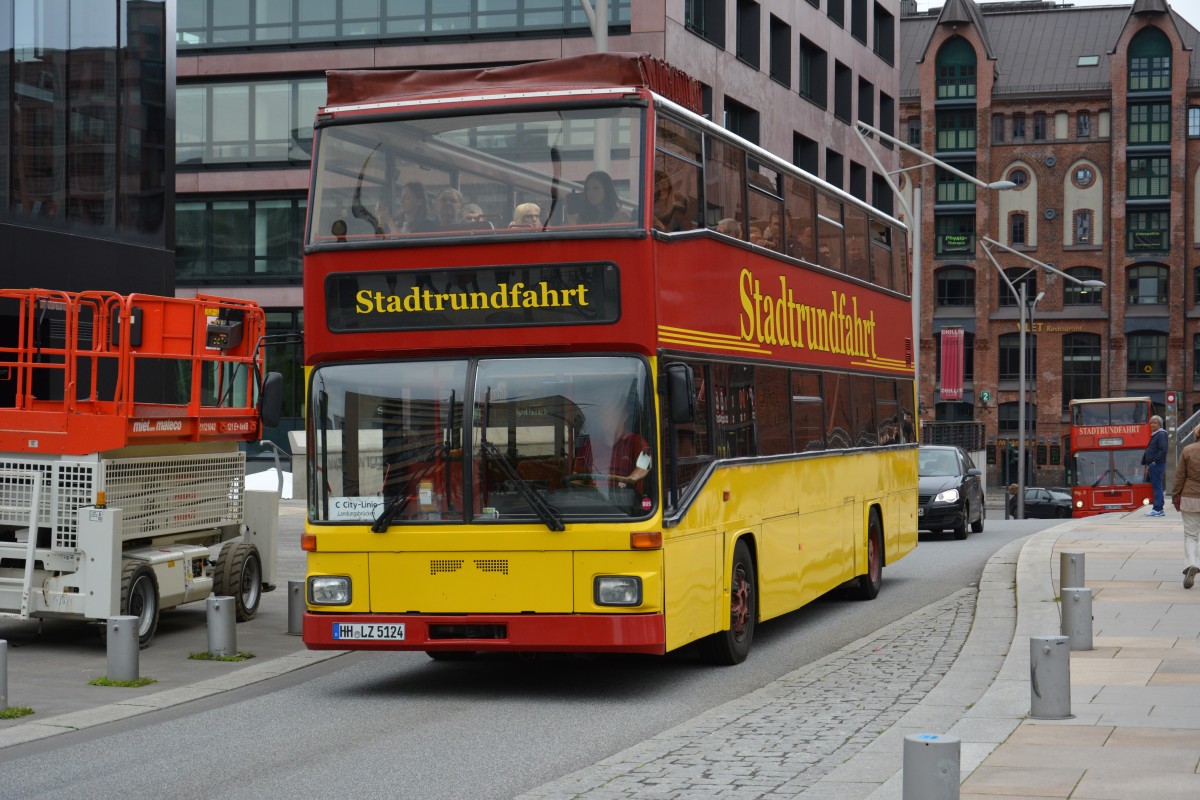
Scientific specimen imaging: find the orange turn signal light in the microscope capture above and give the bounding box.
[301,533,317,551]
[630,531,662,550]
[96,491,107,509]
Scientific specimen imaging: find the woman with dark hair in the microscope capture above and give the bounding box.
[566,171,630,225]
[377,180,434,234]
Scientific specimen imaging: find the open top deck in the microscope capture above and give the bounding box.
[0,288,268,455]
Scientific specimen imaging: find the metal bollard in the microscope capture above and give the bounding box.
[288,580,304,636]
[1060,551,1085,589]
[902,733,960,800]
[106,616,140,682]
[207,596,237,657]
[1030,635,1073,719]
[1061,588,1093,651]
[1,639,8,709]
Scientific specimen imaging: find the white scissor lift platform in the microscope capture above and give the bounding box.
[0,289,283,645]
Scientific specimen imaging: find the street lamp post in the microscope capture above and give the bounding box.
[980,236,1106,519]
[853,121,1015,428]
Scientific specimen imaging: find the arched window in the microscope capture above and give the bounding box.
[1127,263,1167,305]
[999,268,1036,307]
[998,332,1036,381]
[1129,28,1172,92]
[1064,267,1102,306]
[935,267,975,306]
[1062,333,1101,410]
[936,37,976,99]
[1126,331,1167,380]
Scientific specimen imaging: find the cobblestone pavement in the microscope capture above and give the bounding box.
[516,588,977,800]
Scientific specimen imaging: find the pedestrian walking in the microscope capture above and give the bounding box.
[1142,415,1168,516]
[1172,438,1200,588]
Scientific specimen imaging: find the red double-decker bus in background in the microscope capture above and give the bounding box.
[1069,397,1154,516]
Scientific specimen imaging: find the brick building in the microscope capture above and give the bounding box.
[900,0,1200,487]
[174,0,902,447]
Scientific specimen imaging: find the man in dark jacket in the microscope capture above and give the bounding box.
[1143,415,1168,516]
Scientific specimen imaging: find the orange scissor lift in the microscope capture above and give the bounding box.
[0,289,283,645]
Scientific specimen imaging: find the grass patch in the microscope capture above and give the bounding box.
[0,706,34,719]
[88,676,157,688]
[188,651,255,662]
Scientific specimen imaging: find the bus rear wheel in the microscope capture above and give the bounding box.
[700,539,756,666]
[854,511,884,601]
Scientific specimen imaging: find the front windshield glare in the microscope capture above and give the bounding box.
[918,451,959,477]
[308,105,645,245]
[308,356,656,524]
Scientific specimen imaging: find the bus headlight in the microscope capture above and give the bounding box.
[934,488,960,504]
[1076,500,1083,508]
[594,576,642,606]
[309,576,351,605]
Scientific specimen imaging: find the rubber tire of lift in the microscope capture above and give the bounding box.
[214,541,263,622]
[121,561,161,648]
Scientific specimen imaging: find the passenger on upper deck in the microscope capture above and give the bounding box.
[653,170,689,232]
[376,181,434,234]
[565,171,631,225]
[434,188,464,227]
[462,203,490,226]
[510,202,543,229]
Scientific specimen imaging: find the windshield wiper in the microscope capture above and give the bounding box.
[480,387,564,532]
[372,391,456,533]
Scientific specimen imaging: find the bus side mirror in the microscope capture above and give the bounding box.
[665,362,695,425]
[259,371,283,428]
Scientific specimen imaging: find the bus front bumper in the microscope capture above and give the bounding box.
[303,612,666,654]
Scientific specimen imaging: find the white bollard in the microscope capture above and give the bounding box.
[0,639,7,708]
[207,596,237,657]
[1060,551,1085,589]
[1060,588,1093,651]
[1030,635,1073,719]
[903,733,960,800]
[106,616,140,682]
[287,580,304,636]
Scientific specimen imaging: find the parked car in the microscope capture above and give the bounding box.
[918,445,986,539]
[1018,487,1073,519]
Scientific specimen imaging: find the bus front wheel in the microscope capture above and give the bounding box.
[700,539,756,666]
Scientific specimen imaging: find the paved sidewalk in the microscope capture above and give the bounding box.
[5,503,1200,800]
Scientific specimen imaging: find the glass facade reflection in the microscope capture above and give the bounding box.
[176,195,306,284]
[0,0,171,246]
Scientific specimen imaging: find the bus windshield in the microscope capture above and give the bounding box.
[309,355,656,525]
[308,104,645,244]
[1074,450,1143,487]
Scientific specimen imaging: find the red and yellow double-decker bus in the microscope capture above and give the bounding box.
[1069,396,1154,516]
[299,54,918,664]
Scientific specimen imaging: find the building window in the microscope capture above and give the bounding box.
[834,62,852,122]
[177,78,327,166]
[936,110,977,151]
[1013,113,1025,140]
[1127,264,1168,305]
[1128,27,1172,92]
[1062,333,1102,410]
[871,173,893,216]
[873,3,895,64]
[1032,112,1046,141]
[1127,332,1167,380]
[907,117,921,146]
[724,97,760,145]
[858,78,874,128]
[1008,167,1028,188]
[1190,107,1200,137]
[998,402,1037,436]
[999,268,1036,307]
[935,214,975,257]
[1129,103,1170,144]
[1128,211,1170,252]
[794,133,819,174]
[1129,157,1169,198]
[769,15,790,86]
[879,92,895,142]
[179,0,633,48]
[851,0,867,42]
[828,0,844,26]
[936,36,976,99]
[1077,111,1091,138]
[176,195,307,284]
[936,166,977,204]
[991,114,1005,143]
[1064,266,1102,305]
[1072,166,1095,189]
[1193,334,1200,380]
[736,0,760,69]
[826,149,844,190]
[1073,210,1093,244]
[799,38,828,108]
[1010,212,1027,246]
[686,0,726,48]
[998,333,1037,381]
[936,267,975,306]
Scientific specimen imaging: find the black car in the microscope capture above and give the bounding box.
[918,445,986,539]
[1018,487,1073,519]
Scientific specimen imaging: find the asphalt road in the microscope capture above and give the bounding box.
[0,516,1053,800]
